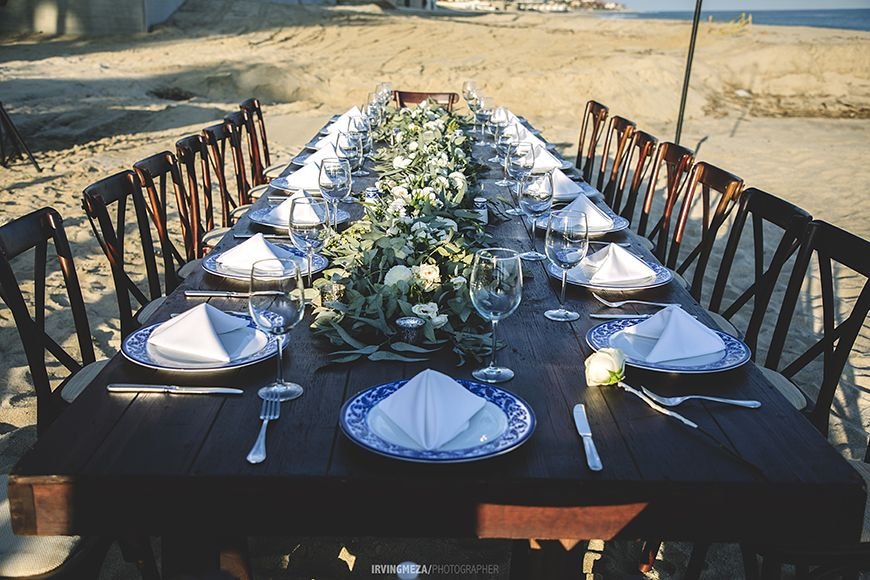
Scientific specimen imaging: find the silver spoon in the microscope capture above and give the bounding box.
[640,386,761,409]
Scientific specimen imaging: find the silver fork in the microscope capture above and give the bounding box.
[246,392,280,464]
[592,293,678,309]
[640,386,761,409]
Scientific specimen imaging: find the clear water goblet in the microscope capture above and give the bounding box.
[470,248,523,384]
[318,157,352,229]
[505,141,535,216]
[544,210,589,322]
[518,171,554,261]
[249,258,306,401]
[288,197,329,288]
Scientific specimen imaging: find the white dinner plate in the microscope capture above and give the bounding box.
[201,244,328,281]
[247,206,351,229]
[121,313,278,372]
[547,254,672,291]
[586,318,751,373]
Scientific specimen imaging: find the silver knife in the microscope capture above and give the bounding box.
[233,234,289,240]
[589,313,654,320]
[107,384,244,395]
[185,290,250,298]
[573,404,603,471]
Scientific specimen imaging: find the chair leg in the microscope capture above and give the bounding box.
[638,539,661,573]
[684,542,710,580]
[118,536,160,580]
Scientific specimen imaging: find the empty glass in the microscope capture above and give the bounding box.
[473,96,493,145]
[505,142,535,216]
[494,133,514,187]
[544,210,589,322]
[518,172,554,261]
[470,248,523,383]
[288,198,329,288]
[318,158,352,228]
[249,258,306,401]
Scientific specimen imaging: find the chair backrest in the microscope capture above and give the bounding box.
[393,91,460,111]
[636,141,694,262]
[708,187,813,354]
[0,208,93,431]
[82,170,168,337]
[668,161,744,299]
[597,115,636,205]
[765,220,870,435]
[133,151,197,264]
[177,133,232,237]
[613,129,657,223]
[574,100,608,183]
[239,97,271,181]
[224,111,259,195]
[202,119,250,207]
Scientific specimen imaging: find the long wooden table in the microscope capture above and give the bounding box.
[8,117,864,555]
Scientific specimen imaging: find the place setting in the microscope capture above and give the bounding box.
[249,163,352,229]
[535,188,629,237]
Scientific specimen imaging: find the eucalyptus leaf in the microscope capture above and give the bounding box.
[368,351,428,363]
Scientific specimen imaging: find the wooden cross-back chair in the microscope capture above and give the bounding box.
[202,119,251,208]
[707,187,812,351]
[223,111,259,196]
[596,115,636,205]
[574,100,608,183]
[393,91,460,111]
[238,97,271,185]
[635,141,694,261]
[82,170,171,338]
[612,129,657,223]
[667,161,744,300]
[763,220,870,432]
[176,134,234,251]
[133,151,198,267]
[0,208,101,433]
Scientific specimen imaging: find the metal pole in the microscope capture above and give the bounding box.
[675,0,704,145]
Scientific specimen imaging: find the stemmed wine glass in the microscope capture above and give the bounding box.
[341,129,368,177]
[505,142,535,216]
[470,248,523,383]
[318,157,352,228]
[494,132,514,187]
[249,258,306,401]
[518,172,554,261]
[544,210,589,322]
[462,80,477,104]
[288,198,329,288]
[488,107,510,160]
[473,96,493,145]
[375,82,393,107]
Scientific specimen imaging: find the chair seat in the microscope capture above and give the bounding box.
[59,358,110,404]
[758,366,807,410]
[229,204,253,224]
[707,310,740,337]
[202,227,231,248]
[849,460,870,542]
[135,295,166,326]
[263,160,291,181]
[247,184,271,200]
[177,258,202,279]
[0,475,82,577]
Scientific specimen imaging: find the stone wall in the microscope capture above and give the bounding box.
[0,0,185,36]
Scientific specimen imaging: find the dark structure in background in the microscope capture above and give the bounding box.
[0,102,40,172]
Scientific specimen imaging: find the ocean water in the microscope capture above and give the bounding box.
[609,9,870,32]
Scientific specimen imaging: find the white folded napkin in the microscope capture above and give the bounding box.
[266,191,318,224]
[616,306,726,363]
[377,369,487,451]
[551,168,583,200]
[326,106,363,135]
[278,163,322,192]
[314,131,341,150]
[304,143,339,166]
[584,244,656,285]
[532,144,563,172]
[504,121,545,148]
[563,194,614,230]
[216,233,294,272]
[147,303,249,363]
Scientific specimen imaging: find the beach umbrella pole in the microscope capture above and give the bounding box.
[675,0,703,145]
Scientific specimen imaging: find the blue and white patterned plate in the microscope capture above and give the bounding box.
[340,379,536,463]
[535,210,629,238]
[201,244,328,281]
[586,318,751,374]
[121,312,279,372]
[547,253,672,291]
[247,206,350,230]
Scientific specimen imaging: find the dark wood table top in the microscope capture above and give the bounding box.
[8,121,864,544]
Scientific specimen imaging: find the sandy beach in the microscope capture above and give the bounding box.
[1,1,869,577]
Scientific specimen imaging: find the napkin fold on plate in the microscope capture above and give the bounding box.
[552,168,583,199]
[532,144,563,172]
[325,106,363,135]
[563,194,614,230]
[584,244,657,285]
[147,303,249,363]
[266,191,308,223]
[377,369,487,451]
[303,143,339,166]
[216,233,294,272]
[617,306,726,363]
[275,163,323,192]
[504,121,545,148]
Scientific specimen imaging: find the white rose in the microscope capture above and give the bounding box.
[584,348,626,386]
[393,156,412,169]
[411,302,439,319]
[413,263,441,292]
[384,265,413,286]
[450,275,467,289]
[431,314,449,329]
